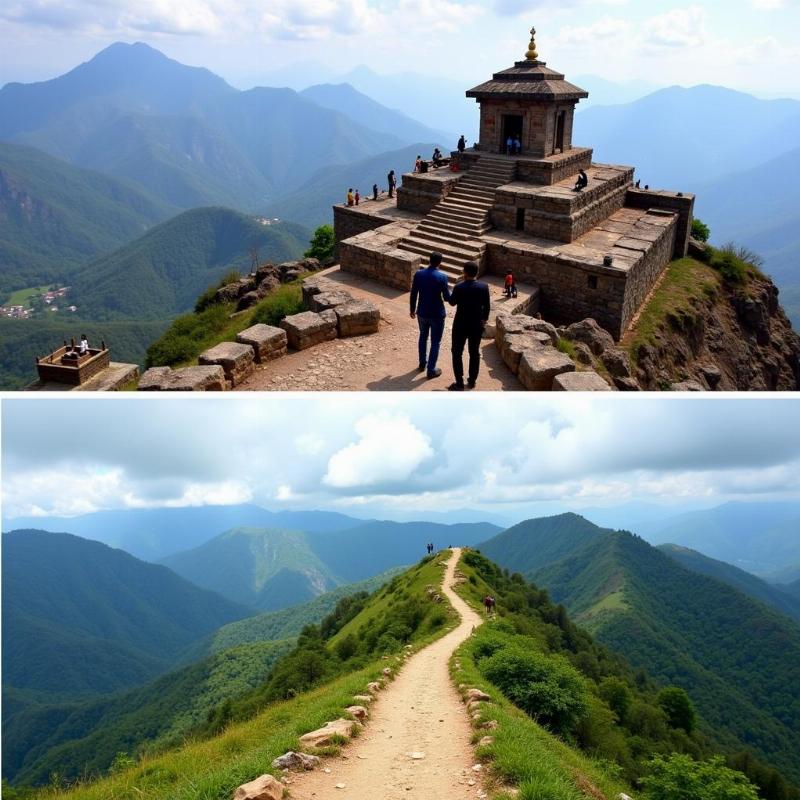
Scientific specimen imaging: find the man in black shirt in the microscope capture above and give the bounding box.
[448,261,491,391]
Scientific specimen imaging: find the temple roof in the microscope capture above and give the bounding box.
[467,60,589,103]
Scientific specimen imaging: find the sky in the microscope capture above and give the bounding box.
[3,395,800,521]
[1,0,798,96]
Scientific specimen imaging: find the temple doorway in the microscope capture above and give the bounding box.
[502,114,523,154]
[555,111,566,153]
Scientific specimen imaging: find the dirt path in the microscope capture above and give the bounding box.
[287,549,485,800]
[237,270,533,392]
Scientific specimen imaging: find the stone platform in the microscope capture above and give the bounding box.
[27,362,140,392]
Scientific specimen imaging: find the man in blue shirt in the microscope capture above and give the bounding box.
[410,252,451,379]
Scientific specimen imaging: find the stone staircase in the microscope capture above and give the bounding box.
[399,156,517,280]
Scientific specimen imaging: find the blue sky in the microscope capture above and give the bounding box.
[3,396,800,519]
[1,0,798,96]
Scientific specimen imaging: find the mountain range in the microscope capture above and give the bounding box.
[478,513,800,782]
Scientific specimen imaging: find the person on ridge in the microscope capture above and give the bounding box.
[355,189,360,206]
[432,148,443,168]
[414,155,423,172]
[388,170,397,199]
[410,252,451,380]
[574,169,589,192]
[457,135,466,154]
[373,183,379,201]
[347,188,355,206]
[448,261,491,392]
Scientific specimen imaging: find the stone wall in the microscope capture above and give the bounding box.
[625,187,695,257]
[619,215,678,333]
[477,99,578,157]
[397,172,462,215]
[454,148,592,187]
[333,205,394,255]
[339,228,422,292]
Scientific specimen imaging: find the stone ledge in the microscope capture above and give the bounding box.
[198,341,256,388]
[138,365,227,392]
[281,310,338,350]
[236,324,288,363]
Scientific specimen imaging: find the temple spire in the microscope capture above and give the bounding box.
[525,26,538,61]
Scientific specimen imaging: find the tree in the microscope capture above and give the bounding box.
[658,687,696,733]
[642,754,760,800]
[599,677,632,723]
[305,225,335,264]
[691,218,711,242]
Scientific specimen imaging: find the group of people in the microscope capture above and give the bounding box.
[345,180,393,206]
[410,253,492,392]
[414,148,447,174]
[506,135,522,155]
[425,542,436,555]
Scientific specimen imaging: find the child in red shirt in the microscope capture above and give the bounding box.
[504,270,518,299]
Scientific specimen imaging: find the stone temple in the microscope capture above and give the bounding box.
[333,28,695,340]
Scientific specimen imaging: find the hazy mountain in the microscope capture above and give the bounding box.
[0,142,175,295]
[2,530,252,700]
[577,85,800,190]
[2,505,365,561]
[573,74,662,109]
[306,520,502,582]
[634,501,800,574]
[659,543,800,622]
[160,527,340,610]
[68,207,307,320]
[265,143,435,229]
[0,43,408,210]
[763,564,800,585]
[786,579,800,599]
[300,83,450,145]
[478,515,800,782]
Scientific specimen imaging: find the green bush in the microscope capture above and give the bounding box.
[641,754,759,800]
[145,304,230,367]
[658,687,696,734]
[691,218,711,243]
[481,645,588,737]
[305,225,335,265]
[251,283,305,327]
[195,270,241,313]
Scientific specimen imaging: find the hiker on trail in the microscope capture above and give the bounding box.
[388,170,397,198]
[410,252,451,380]
[458,135,466,153]
[347,188,355,206]
[448,261,491,392]
[483,595,495,614]
[355,189,361,206]
[504,270,518,300]
[574,169,588,192]
[373,184,379,201]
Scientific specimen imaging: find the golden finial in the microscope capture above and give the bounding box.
[526,26,538,61]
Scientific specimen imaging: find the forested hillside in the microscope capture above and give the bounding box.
[478,518,800,782]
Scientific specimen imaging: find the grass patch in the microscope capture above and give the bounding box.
[625,257,719,363]
[145,280,307,369]
[557,339,578,360]
[5,285,54,307]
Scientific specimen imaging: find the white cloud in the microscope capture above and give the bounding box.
[641,5,708,50]
[751,0,785,8]
[323,412,434,489]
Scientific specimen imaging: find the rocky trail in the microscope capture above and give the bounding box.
[285,548,485,800]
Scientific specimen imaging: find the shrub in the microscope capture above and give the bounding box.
[481,645,588,737]
[251,283,305,327]
[599,677,632,724]
[194,270,242,313]
[305,225,336,265]
[641,754,759,800]
[145,304,230,367]
[691,218,711,243]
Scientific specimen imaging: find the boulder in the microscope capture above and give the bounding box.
[480,720,499,730]
[601,347,633,378]
[382,667,392,676]
[281,311,338,350]
[256,263,280,285]
[138,366,227,392]
[518,350,575,391]
[565,319,615,355]
[699,364,723,389]
[336,300,381,337]
[198,342,256,387]
[553,371,612,392]
[298,718,359,748]
[495,314,557,346]
[233,774,283,800]
[237,325,288,363]
[573,342,594,365]
[272,752,321,771]
[478,736,494,747]
[672,380,706,392]
[345,705,369,721]
[614,376,641,392]
[500,332,551,375]
[466,688,492,702]
[353,694,373,703]
[367,681,382,694]
[237,291,262,312]
[310,290,354,313]
[302,277,336,307]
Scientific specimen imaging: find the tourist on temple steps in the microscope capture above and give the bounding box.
[457,135,466,153]
[347,188,355,206]
[514,135,522,154]
[410,252,451,380]
[448,261,491,392]
[574,169,589,192]
[387,170,396,198]
[506,135,514,155]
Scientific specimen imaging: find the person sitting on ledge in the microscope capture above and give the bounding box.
[432,148,443,168]
[414,155,423,172]
[78,334,89,355]
[347,188,355,206]
[574,169,589,192]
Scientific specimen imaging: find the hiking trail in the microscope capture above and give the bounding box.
[287,547,485,799]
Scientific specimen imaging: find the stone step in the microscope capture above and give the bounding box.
[427,209,489,229]
[421,218,490,237]
[456,182,497,195]
[443,195,492,212]
[411,228,481,249]
[400,237,485,264]
[433,204,487,222]
[416,222,472,241]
